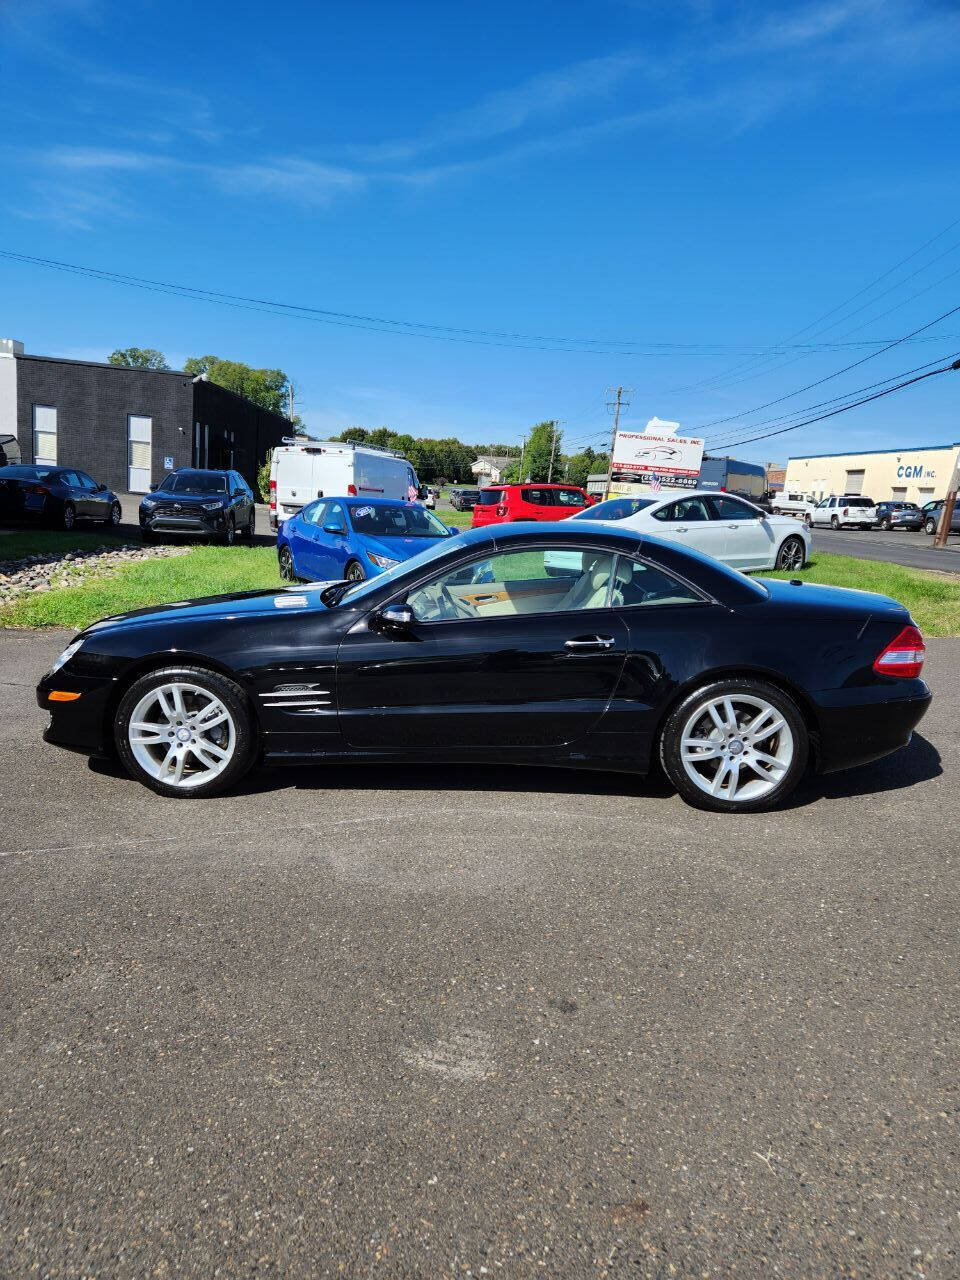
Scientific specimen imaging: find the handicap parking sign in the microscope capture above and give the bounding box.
[163,455,174,469]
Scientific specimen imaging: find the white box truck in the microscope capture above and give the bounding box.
[269,438,421,530]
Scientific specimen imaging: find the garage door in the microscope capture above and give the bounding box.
[844,469,865,495]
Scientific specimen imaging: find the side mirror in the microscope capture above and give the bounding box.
[96,482,107,492]
[376,603,414,629]
[323,522,345,535]
[149,482,158,491]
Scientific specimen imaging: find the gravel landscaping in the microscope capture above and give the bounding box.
[0,543,188,607]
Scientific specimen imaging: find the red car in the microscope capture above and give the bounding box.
[471,483,594,527]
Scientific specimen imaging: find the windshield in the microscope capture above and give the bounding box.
[347,502,450,538]
[162,472,227,495]
[574,497,654,521]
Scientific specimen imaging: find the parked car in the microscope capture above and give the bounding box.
[809,495,878,529]
[269,438,420,531]
[139,469,255,544]
[771,490,817,518]
[450,488,482,511]
[0,464,122,530]
[422,487,437,509]
[569,490,810,572]
[875,501,923,531]
[919,499,960,536]
[472,483,593,527]
[277,495,455,583]
[38,522,930,813]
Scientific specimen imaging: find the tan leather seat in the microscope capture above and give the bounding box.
[558,556,613,611]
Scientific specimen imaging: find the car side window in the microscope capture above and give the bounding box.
[301,500,327,526]
[60,471,82,488]
[711,495,758,521]
[77,472,99,491]
[324,502,347,532]
[555,488,587,507]
[657,497,712,522]
[615,557,704,608]
[406,547,617,623]
[521,488,552,505]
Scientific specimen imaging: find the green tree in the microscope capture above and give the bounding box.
[184,354,289,416]
[108,347,169,370]
[565,447,608,489]
[505,421,562,483]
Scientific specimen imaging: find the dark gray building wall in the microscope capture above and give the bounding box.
[192,379,289,489]
[13,356,289,493]
[15,356,194,494]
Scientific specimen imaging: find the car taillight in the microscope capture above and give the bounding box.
[269,478,277,511]
[347,484,357,496]
[843,507,849,516]
[496,503,507,517]
[29,484,49,495]
[873,625,925,678]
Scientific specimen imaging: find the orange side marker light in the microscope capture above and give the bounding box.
[48,690,82,702]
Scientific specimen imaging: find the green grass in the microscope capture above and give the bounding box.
[439,507,474,529]
[764,551,960,636]
[0,527,130,563]
[1,544,282,630]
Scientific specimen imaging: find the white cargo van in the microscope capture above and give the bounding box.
[771,490,817,518]
[269,439,420,530]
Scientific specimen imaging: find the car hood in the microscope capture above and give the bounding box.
[83,583,337,635]
[359,532,451,562]
[753,577,910,622]
[142,492,226,507]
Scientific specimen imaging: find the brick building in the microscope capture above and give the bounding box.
[0,338,288,494]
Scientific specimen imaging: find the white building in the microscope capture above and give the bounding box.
[471,454,514,484]
[784,441,960,505]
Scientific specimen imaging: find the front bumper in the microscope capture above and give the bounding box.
[37,672,115,755]
[140,510,226,536]
[812,680,932,773]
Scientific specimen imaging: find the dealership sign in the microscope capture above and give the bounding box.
[611,429,705,478]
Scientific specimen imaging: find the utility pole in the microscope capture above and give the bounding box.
[547,420,564,482]
[517,435,526,483]
[603,387,633,500]
[934,451,960,548]
[288,382,295,421]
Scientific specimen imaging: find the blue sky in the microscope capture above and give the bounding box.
[2,0,960,464]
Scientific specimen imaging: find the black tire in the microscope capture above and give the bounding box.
[804,512,813,527]
[115,665,257,799]
[830,515,839,530]
[222,515,236,546]
[108,501,123,527]
[880,517,891,531]
[659,677,809,814]
[278,545,298,582]
[345,559,365,583]
[62,502,76,531]
[774,535,806,571]
[925,518,937,535]
[245,509,256,539]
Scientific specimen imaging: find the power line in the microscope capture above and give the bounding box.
[669,215,960,395]
[706,357,960,452]
[1,245,957,361]
[691,301,960,436]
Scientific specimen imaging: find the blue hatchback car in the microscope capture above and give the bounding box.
[277,496,456,583]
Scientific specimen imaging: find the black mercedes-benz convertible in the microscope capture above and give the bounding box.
[37,522,930,812]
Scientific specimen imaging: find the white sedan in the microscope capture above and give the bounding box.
[568,491,810,572]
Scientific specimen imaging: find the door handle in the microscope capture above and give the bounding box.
[565,635,616,650]
[675,526,688,533]
[727,523,740,529]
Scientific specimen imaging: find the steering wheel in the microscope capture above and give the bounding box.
[442,584,479,619]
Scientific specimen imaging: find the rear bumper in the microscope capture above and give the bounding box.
[812,681,931,773]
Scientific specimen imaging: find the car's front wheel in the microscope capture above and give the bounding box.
[659,678,809,813]
[108,501,123,527]
[62,502,76,531]
[774,535,806,571]
[115,667,257,798]
[880,517,891,530]
[222,515,236,546]
[925,518,937,535]
[345,559,365,583]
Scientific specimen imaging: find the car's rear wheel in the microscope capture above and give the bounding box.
[774,535,805,571]
[659,679,808,813]
[925,518,937,535]
[830,515,839,529]
[345,559,365,583]
[880,517,891,530]
[62,502,76,531]
[108,500,122,526]
[115,667,256,798]
[278,545,298,581]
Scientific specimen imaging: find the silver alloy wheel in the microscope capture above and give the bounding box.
[127,681,237,789]
[279,546,296,581]
[776,537,805,570]
[63,504,75,530]
[679,693,794,804]
[110,501,122,525]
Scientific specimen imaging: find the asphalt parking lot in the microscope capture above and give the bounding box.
[2,628,959,1278]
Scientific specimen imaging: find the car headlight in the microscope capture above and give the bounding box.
[50,637,84,674]
[202,500,224,511]
[367,551,399,570]
[140,498,157,510]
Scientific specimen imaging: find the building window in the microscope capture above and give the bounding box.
[193,421,201,467]
[128,414,153,493]
[891,487,907,499]
[33,405,57,464]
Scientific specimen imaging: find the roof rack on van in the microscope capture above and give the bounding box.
[280,436,405,458]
